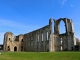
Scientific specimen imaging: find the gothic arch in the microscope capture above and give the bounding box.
[14,46,17,51]
[54,18,68,34]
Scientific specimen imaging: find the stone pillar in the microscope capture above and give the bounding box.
[3,34,7,51]
[49,18,53,52]
[64,18,68,33]
[68,35,72,50]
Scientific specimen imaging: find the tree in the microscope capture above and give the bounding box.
[76,37,80,45]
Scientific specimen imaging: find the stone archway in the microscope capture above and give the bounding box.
[59,20,66,34]
[54,18,75,51]
[54,18,67,34]
[54,18,68,34]
[14,46,17,51]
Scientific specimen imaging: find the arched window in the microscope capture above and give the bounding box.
[60,38,63,50]
[59,20,66,34]
[37,34,39,42]
[41,33,43,41]
[46,31,49,40]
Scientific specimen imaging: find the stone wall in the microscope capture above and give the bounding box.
[23,25,50,52]
[3,32,24,51]
[3,18,76,52]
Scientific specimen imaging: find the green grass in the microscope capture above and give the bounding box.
[0,52,80,60]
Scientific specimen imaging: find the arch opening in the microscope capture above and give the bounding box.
[52,20,54,33]
[14,46,17,51]
[59,20,66,34]
[41,33,43,41]
[60,38,63,51]
[37,34,39,42]
[46,31,49,40]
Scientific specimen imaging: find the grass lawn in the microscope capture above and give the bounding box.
[0,52,80,60]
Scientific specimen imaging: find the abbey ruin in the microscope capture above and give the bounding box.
[3,18,76,52]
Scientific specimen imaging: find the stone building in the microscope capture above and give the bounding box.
[3,18,76,52]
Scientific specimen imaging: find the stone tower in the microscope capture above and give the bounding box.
[3,32,24,51]
[3,32,14,51]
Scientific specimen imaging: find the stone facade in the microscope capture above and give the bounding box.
[3,18,76,52]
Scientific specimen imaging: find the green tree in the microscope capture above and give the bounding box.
[76,37,80,45]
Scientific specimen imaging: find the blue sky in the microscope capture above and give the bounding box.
[0,0,80,44]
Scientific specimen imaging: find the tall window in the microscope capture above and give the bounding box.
[60,20,66,34]
[61,38,63,45]
[46,32,49,40]
[38,34,39,42]
[41,33,43,41]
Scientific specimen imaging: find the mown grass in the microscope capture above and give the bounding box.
[0,51,80,60]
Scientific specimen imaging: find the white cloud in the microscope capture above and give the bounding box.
[71,5,74,7]
[62,0,67,5]
[0,19,29,28]
[58,0,67,5]
[0,19,40,44]
[0,19,40,29]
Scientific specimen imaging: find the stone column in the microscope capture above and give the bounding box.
[68,35,72,50]
[49,18,53,52]
[64,18,68,33]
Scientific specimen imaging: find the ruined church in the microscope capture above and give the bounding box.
[3,18,76,52]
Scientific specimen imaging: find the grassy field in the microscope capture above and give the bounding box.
[0,52,80,60]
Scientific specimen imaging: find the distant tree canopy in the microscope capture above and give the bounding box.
[76,37,80,45]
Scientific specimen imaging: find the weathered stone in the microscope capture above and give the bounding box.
[3,18,76,52]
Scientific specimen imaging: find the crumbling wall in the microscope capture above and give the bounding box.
[54,18,75,51]
[23,25,51,52]
[3,18,76,52]
[3,32,24,51]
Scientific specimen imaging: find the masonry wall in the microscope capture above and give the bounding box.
[23,25,51,52]
[3,18,76,52]
[3,32,24,51]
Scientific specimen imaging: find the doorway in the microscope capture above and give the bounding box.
[14,46,17,51]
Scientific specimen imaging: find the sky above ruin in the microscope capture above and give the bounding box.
[0,0,80,44]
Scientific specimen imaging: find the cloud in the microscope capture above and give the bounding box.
[0,19,29,28]
[0,19,40,44]
[71,5,74,7]
[62,0,67,5]
[58,0,67,5]
[0,19,40,29]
